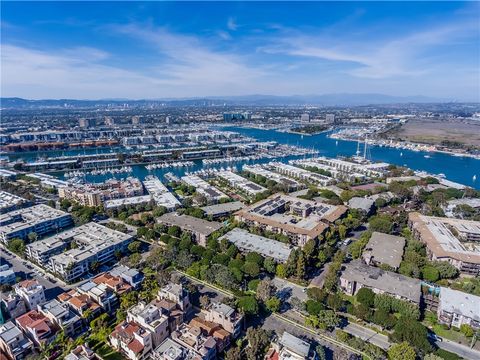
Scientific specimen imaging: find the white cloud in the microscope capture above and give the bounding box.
[227,17,238,31]
[1,25,270,98]
[260,19,478,79]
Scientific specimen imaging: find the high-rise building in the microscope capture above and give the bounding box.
[131,116,143,125]
[326,114,336,124]
[78,118,95,128]
[300,113,310,122]
[223,112,251,121]
[104,116,115,126]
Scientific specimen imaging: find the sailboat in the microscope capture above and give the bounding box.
[474,175,477,182]
[400,152,403,157]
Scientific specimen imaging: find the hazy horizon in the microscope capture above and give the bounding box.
[2,1,479,102]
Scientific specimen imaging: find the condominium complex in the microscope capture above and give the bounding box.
[242,164,302,192]
[0,321,33,360]
[142,176,181,210]
[437,287,480,330]
[235,194,347,247]
[220,228,295,263]
[157,213,223,247]
[59,177,144,207]
[270,162,334,186]
[340,260,422,304]
[362,232,406,270]
[26,222,133,282]
[217,170,267,196]
[0,191,29,214]
[0,204,73,243]
[409,213,480,275]
[181,175,228,203]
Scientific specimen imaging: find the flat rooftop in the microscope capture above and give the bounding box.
[364,232,406,269]
[220,228,294,262]
[201,201,246,216]
[409,213,480,264]
[0,204,71,234]
[341,259,422,303]
[158,212,222,236]
[440,287,480,321]
[0,191,28,210]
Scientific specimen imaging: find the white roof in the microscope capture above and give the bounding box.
[440,287,480,321]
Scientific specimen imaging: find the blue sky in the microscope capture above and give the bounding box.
[1,1,479,100]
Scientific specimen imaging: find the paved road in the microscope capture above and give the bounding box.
[272,276,308,302]
[0,247,69,299]
[343,322,391,350]
[263,314,347,358]
[436,338,480,360]
[344,319,480,360]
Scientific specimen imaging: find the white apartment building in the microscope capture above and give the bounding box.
[438,287,480,330]
[14,279,46,311]
[127,302,169,347]
[0,205,73,243]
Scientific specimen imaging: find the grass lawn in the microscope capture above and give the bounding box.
[432,324,470,345]
[94,342,123,360]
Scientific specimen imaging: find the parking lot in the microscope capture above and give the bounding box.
[0,247,69,298]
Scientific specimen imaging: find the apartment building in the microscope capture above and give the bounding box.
[203,303,243,339]
[0,321,33,360]
[143,176,181,211]
[157,283,191,313]
[235,194,347,247]
[181,175,228,203]
[0,205,73,243]
[242,164,302,192]
[217,170,267,196]
[127,302,169,347]
[44,222,133,282]
[14,280,45,311]
[0,191,29,214]
[340,260,422,304]
[57,289,102,319]
[409,213,480,275]
[270,162,334,187]
[37,299,83,337]
[15,310,56,347]
[157,213,222,247]
[110,321,153,360]
[437,287,480,330]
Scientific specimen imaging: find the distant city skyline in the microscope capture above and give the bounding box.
[1,1,479,101]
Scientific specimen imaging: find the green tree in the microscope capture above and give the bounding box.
[276,264,287,278]
[168,226,181,237]
[237,295,259,315]
[225,347,242,360]
[265,296,281,312]
[369,215,394,233]
[316,344,326,360]
[245,327,271,360]
[127,241,141,253]
[263,257,276,274]
[390,317,432,353]
[357,287,375,308]
[460,324,474,337]
[388,342,416,360]
[7,238,25,257]
[431,261,459,279]
[27,232,38,243]
[243,261,260,277]
[422,266,440,282]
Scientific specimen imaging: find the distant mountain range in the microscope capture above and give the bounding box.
[0,93,451,109]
